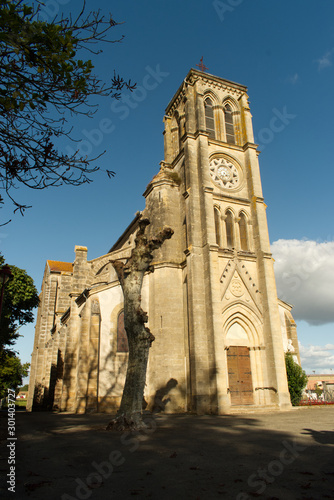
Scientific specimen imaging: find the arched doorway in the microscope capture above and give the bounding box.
[226,323,254,405]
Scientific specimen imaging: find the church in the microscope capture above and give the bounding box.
[27,68,300,414]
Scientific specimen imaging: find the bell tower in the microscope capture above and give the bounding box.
[158,68,291,413]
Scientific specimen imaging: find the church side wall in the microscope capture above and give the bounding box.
[98,284,126,410]
[27,268,59,410]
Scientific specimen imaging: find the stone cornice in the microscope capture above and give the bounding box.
[186,68,247,94]
[165,68,247,117]
[165,84,186,116]
[236,250,257,261]
[243,142,259,152]
[143,177,178,198]
[193,129,209,141]
[151,261,182,271]
[208,190,251,206]
[217,249,257,263]
[208,138,244,151]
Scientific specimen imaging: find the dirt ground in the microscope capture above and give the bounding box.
[0,406,334,500]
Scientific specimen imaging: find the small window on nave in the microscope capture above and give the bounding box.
[204,98,215,139]
[117,310,129,353]
[224,104,235,144]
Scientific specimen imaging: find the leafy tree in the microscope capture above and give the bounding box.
[0,0,134,217]
[0,354,29,399]
[285,353,308,406]
[0,253,39,355]
[19,383,29,391]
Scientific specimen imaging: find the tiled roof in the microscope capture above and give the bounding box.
[306,375,334,390]
[47,260,73,273]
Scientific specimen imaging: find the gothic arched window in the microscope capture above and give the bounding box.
[214,207,221,246]
[204,98,215,139]
[239,212,248,251]
[224,104,235,144]
[117,310,129,353]
[225,210,234,248]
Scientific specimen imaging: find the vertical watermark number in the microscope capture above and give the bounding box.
[7,388,16,493]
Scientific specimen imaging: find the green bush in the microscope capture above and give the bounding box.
[0,355,30,399]
[285,353,308,406]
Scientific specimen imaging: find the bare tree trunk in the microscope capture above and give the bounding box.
[106,218,173,431]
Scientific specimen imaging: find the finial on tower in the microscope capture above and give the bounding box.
[196,57,209,72]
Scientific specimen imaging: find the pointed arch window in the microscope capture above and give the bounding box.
[117,310,128,353]
[214,207,221,246]
[239,213,248,251]
[204,98,215,139]
[171,113,180,156]
[224,104,235,144]
[173,111,184,152]
[178,116,185,147]
[175,112,182,150]
[225,210,234,248]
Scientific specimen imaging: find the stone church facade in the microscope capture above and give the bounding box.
[27,69,300,414]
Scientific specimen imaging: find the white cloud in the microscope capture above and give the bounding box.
[299,343,334,374]
[316,49,334,70]
[272,239,334,325]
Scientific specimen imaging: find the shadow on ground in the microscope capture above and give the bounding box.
[0,407,334,499]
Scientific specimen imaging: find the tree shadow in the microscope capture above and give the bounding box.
[302,427,334,445]
[152,378,178,412]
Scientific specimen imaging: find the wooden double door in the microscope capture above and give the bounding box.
[227,346,254,405]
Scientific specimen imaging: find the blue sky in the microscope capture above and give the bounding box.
[1,0,334,377]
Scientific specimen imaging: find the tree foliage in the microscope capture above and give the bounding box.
[0,353,29,398]
[0,0,134,217]
[0,253,39,355]
[285,353,308,406]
